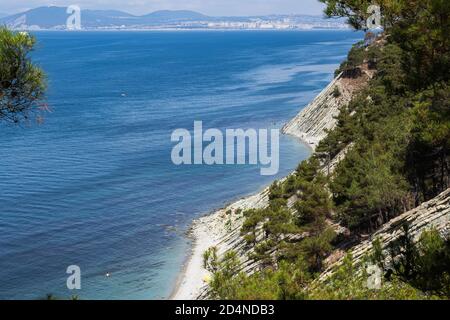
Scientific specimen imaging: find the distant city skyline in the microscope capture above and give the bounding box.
[0,0,326,16]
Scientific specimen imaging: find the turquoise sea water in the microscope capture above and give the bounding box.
[0,30,361,299]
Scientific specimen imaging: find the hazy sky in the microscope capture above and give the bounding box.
[0,0,326,16]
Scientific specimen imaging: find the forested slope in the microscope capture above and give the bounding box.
[202,0,449,300]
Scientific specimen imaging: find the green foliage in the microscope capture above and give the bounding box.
[320,29,448,231]
[320,0,377,30]
[209,0,449,299]
[322,0,450,89]
[225,218,232,232]
[376,43,407,94]
[203,247,219,273]
[239,157,335,271]
[309,254,427,300]
[389,0,450,89]
[294,174,332,226]
[299,228,336,273]
[241,208,268,246]
[0,27,46,124]
[369,237,386,270]
[268,181,284,200]
[206,232,448,300]
[389,227,450,297]
[205,253,311,300]
[407,82,450,200]
[335,42,365,77]
[204,249,242,299]
[296,157,321,182]
[332,86,341,98]
[263,207,298,239]
[316,104,355,159]
[331,136,412,231]
[412,230,450,296]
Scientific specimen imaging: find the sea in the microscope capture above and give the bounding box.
[0,30,362,299]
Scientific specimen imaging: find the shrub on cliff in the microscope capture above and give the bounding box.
[308,254,427,300]
[0,27,46,124]
[387,228,450,297]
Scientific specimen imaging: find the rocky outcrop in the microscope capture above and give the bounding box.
[318,188,450,282]
[282,68,373,150]
[319,143,353,176]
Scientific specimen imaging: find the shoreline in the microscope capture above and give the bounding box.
[27,28,352,33]
[170,70,354,300]
[169,135,314,300]
[169,183,276,300]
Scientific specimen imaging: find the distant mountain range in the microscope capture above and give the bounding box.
[0,12,8,18]
[0,6,349,30]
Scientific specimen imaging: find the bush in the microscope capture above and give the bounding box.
[0,28,46,124]
[332,86,341,98]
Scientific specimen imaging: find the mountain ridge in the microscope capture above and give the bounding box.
[0,6,348,30]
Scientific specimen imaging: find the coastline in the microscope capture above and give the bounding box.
[170,185,272,300]
[23,28,352,33]
[170,70,360,300]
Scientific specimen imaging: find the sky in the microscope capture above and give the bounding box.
[0,0,326,16]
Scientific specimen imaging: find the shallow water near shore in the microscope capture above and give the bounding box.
[0,30,361,299]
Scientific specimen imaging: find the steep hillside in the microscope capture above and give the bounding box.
[191,15,449,298]
[282,67,373,149]
[172,57,369,300]
[175,0,449,301]
[319,188,450,281]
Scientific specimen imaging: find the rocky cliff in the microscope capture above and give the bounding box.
[319,188,450,282]
[282,67,372,149]
[172,40,449,301]
[172,70,365,300]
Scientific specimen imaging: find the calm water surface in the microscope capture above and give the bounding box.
[0,30,361,299]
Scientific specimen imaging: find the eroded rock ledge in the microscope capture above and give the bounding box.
[282,68,372,150]
[318,188,450,282]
